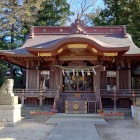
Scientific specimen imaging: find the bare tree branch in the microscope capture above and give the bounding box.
[68,0,99,25]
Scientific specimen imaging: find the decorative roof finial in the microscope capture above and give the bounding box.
[77,13,80,20]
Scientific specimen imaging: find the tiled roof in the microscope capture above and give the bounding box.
[0,33,139,56]
[22,33,138,52]
[25,34,128,49]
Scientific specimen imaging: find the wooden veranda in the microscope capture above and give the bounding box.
[13,88,139,113]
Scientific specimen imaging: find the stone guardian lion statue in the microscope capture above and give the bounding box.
[0,79,14,96]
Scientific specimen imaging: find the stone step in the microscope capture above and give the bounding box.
[52,113,103,118]
[46,113,107,125]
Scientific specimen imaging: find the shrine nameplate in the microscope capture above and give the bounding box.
[65,101,87,114]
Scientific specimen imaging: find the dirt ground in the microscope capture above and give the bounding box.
[96,117,140,140]
[0,115,55,140]
[0,110,140,140]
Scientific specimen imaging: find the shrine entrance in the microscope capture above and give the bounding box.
[63,71,93,92]
[56,65,100,114]
[54,42,104,113]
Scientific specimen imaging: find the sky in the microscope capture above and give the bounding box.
[67,0,104,25]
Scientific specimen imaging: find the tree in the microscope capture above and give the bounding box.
[89,0,130,25]
[0,0,44,49]
[67,0,99,25]
[0,0,72,87]
[127,0,140,47]
[87,0,140,47]
[0,0,44,86]
[36,0,72,26]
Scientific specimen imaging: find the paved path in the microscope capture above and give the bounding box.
[48,121,100,140]
[47,114,107,140]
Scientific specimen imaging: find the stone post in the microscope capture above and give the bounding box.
[38,91,44,109]
[113,93,117,111]
[20,95,26,109]
[133,97,140,126]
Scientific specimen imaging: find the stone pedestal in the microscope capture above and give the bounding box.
[0,96,18,105]
[0,104,21,127]
[0,96,21,127]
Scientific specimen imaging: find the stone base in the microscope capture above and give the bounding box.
[0,96,18,105]
[0,104,21,127]
[133,106,140,127]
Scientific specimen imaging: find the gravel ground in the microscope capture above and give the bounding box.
[0,111,140,140]
[96,117,140,140]
[0,115,55,140]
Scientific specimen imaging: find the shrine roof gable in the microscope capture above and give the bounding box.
[0,19,140,57]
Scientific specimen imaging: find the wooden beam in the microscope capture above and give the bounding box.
[43,57,56,61]
[7,58,26,67]
[58,56,97,61]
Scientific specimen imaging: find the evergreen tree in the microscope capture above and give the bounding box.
[36,0,72,26]
[0,0,44,49]
[0,0,44,85]
[87,0,140,47]
[0,0,72,87]
[127,0,140,47]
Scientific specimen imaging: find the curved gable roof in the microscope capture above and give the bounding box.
[26,34,130,54]
[0,18,140,57]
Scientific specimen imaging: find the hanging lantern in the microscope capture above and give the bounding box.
[92,68,96,75]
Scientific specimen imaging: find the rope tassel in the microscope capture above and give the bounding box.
[62,69,65,76]
[72,69,75,76]
[92,68,96,75]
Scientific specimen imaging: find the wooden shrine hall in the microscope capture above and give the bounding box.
[1,18,140,113]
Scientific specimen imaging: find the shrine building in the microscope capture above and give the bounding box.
[0,18,140,113]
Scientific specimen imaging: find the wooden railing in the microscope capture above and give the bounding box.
[100,89,140,109]
[100,89,140,95]
[13,89,56,97]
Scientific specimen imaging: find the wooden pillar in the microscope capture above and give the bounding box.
[128,60,131,89]
[94,67,101,109]
[50,67,54,89]
[59,69,63,93]
[113,93,117,111]
[37,59,40,89]
[26,60,29,89]
[56,68,60,89]
[116,69,119,90]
